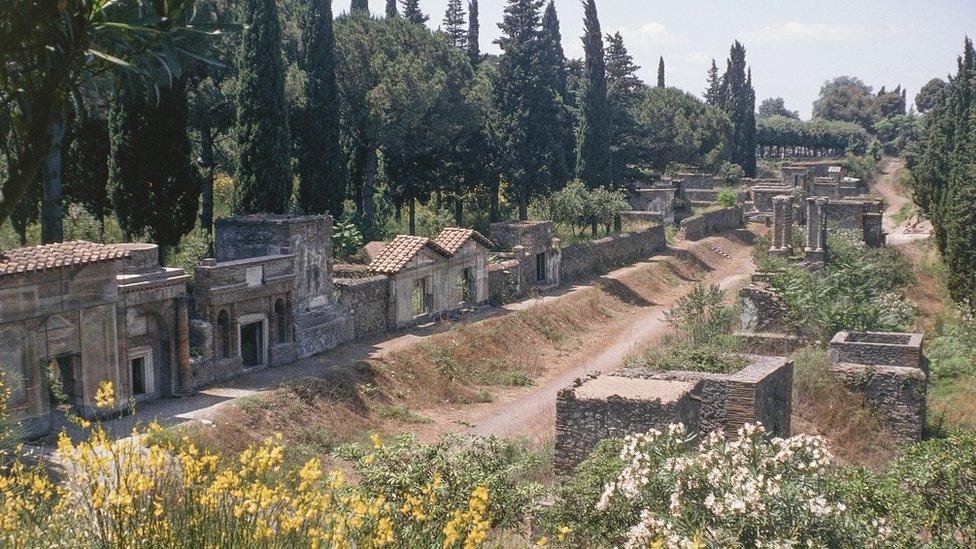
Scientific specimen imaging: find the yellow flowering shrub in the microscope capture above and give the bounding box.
[0,382,504,548]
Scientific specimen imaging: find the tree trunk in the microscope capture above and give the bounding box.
[454,189,463,225]
[518,180,527,221]
[352,147,366,217]
[408,181,416,235]
[199,118,215,240]
[41,116,65,244]
[489,172,500,222]
[363,146,377,232]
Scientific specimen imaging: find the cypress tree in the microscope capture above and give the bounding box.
[63,117,112,236]
[495,0,564,220]
[350,0,368,13]
[443,0,467,50]
[704,58,722,106]
[719,41,756,177]
[657,56,665,88]
[540,0,573,179]
[386,0,397,17]
[295,0,345,218]
[467,0,480,65]
[605,31,645,189]
[235,0,292,214]
[109,79,200,260]
[401,0,428,25]
[575,0,610,190]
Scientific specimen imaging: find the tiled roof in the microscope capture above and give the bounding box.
[0,241,129,277]
[433,227,493,255]
[367,235,451,274]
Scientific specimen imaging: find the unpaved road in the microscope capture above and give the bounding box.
[874,158,931,245]
[416,231,757,442]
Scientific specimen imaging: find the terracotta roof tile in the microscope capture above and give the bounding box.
[433,227,493,255]
[367,235,451,275]
[0,241,129,277]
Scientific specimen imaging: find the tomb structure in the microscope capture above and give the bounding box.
[489,221,561,292]
[828,331,927,442]
[803,196,829,265]
[0,242,131,436]
[555,355,793,473]
[115,243,192,399]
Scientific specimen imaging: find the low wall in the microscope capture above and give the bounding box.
[678,206,744,241]
[620,210,664,226]
[559,224,666,284]
[335,275,391,339]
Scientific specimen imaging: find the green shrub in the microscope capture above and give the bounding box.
[626,341,747,374]
[716,187,739,207]
[663,284,738,346]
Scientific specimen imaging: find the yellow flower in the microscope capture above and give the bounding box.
[370,432,383,449]
[535,537,550,547]
[558,525,572,541]
[94,380,116,409]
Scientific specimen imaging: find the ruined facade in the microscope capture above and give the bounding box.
[489,221,561,292]
[803,196,828,265]
[0,242,131,437]
[116,243,192,400]
[626,181,677,224]
[828,331,927,442]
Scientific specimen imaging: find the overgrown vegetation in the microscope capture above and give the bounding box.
[753,232,916,341]
[542,423,976,547]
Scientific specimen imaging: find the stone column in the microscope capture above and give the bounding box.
[176,297,193,393]
[804,197,828,262]
[770,195,793,257]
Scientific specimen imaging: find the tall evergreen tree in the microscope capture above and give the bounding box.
[385,0,397,17]
[443,0,467,50]
[350,0,368,13]
[539,0,573,179]
[495,0,565,219]
[109,78,200,261]
[235,0,292,214]
[295,0,345,217]
[575,0,610,190]
[605,32,646,189]
[719,41,756,177]
[401,0,428,25]
[704,58,722,106]
[467,0,480,65]
[657,56,665,88]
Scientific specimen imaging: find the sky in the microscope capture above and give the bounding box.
[363,0,976,119]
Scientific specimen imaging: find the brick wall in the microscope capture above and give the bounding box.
[830,363,926,442]
[487,260,521,305]
[336,275,391,339]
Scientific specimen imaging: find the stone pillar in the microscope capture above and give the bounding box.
[804,197,828,263]
[769,195,794,257]
[176,297,193,393]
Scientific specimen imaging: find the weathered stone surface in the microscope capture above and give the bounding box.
[487,260,521,305]
[678,207,744,241]
[830,362,926,442]
[490,221,560,291]
[555,374,701,474]
[555,355,793,474]
[739,282,790,333]
[559,225,666,284]
[828,331,927,442]
[335,275,391,339]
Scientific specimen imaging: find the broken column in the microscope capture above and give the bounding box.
[769,195,794,257]
[804,196,828,264]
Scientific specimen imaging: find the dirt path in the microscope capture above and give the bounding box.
[873,158,931,245]
[414,232,757,443]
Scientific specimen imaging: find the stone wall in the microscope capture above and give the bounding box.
[555,374,702,473]
[678,206,744,241]
[620,355,794,440]
[335,275,391,339]
[830,363,926,442]
[559,225,666,284]
[620,210,665,226]
[828,331,927,442]
[487,260,521,305]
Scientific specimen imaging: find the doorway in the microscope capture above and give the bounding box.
[55,354,82,411]
[240,320,265,369]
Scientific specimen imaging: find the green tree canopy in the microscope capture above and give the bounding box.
[757,97,799,119]
[812,76,876,129]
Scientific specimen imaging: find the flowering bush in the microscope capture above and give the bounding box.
[547,423,895,547]
[0,381,498,547]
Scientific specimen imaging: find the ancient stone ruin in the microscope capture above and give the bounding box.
[828,331,927,442]
[769,195,795,257]
[555,355,793,474]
